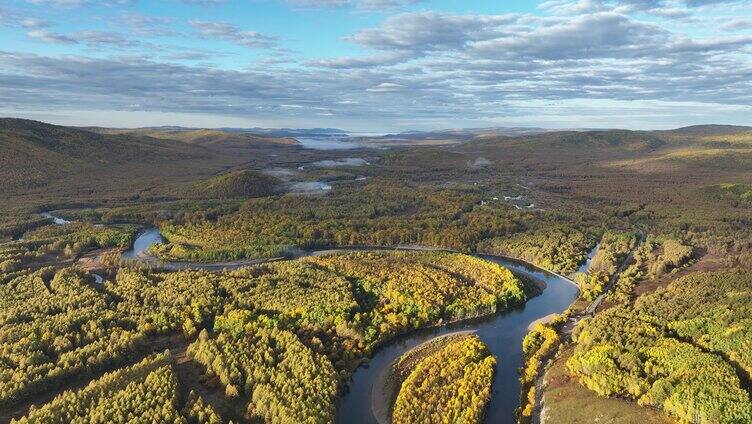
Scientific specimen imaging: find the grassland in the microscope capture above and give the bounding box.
[541,347,672,424]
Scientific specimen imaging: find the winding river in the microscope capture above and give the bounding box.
[48,214,588,423]
[121,229,584,424]
[337,255,580,424]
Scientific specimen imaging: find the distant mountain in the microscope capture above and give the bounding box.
[666,125,752,136]
[93,126,350,138]
[0,118,210,192]
[2,118,206,163]
[89,128,298,148]
[235,128,349,138]
[367,127,599,143]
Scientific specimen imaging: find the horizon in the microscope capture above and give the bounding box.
[3,115,750,134]
[1,0,752,131]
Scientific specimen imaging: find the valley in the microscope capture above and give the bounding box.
[1,119,752,424]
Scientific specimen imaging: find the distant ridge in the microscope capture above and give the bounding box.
[0,118,205,160]
[226,127,348,137]
[0,118,211,192]
[668,124,752,135]
[83,125,348,139]
[88,127,298,147]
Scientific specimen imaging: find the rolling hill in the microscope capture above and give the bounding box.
[87,127,299,149]
[195,169,280,199]
[0,119,301,211]
[0,118,215,190]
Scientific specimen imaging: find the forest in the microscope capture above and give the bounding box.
[148,180,510,261]
[11,351,226,424]
[146,179,600,267]
[2,119,752,423]
[391,334,495,424]
[0,250,525,423]
[478,226,595,275]
[572,231,638,301]
[567,271,752,423]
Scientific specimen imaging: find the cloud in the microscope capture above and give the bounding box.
[26,0,89,5]
[285,0,421,10]
[76,31,137,47]
[189,20,276,48]
[308,51,413,68]
[119,13,175,36]
[4,0,752,129]
[683,0,740,5]
[722,19,752,31]
[472,13,668,60]
[539,0,742,17]
[326,9,752,69]
[538,0,607,15]
[357,0,421,7]
[346,12,517,55]
[27,29,78,44]
[26,27,141,48]
[286,0,347,5]
[20,18,50,29]
[25,0,136,6]
[179,0,227,4]
[366,82,405,92]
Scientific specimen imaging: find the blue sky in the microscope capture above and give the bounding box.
[0,0,751,131]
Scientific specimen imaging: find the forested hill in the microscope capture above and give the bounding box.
[667,124,752,135]
[0,118,218,191]
[0,118,210,164]
[456,125,752,170]
[87,127,300,149]
[0,119,318,214]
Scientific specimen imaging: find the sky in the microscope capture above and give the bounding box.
[0,0,751,131]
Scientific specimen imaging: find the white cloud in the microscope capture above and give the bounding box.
[4,0,752,130]
[189,20,276,48]
[722,18,752,31]
[367,82,405,92]
[285,0,421,10]
[20,18,50,29]
[25,0,136,6]
[27,29,78,44]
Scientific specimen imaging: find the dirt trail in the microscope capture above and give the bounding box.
[534,233,644,424]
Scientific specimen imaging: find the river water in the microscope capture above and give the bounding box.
[68,216,586,423]
[337,256,581,424]
[122,228,164,260]
[40,212,71,225]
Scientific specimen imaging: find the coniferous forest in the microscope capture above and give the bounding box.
[2,119,752,424]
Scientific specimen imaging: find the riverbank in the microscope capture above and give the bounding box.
[531,232,644,423]
[113,226,582,424]
[337,254,580,424]
[37,211,584,424]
